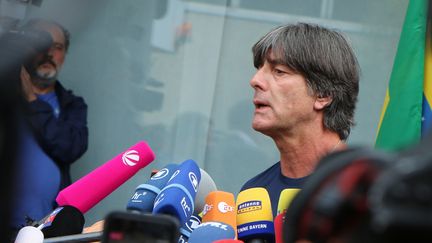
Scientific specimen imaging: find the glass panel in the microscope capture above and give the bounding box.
[1,0,408,225]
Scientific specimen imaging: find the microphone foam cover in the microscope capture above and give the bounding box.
[188,222,236,243]
[236,187,274,241]
[202,191,236,233]
[194,168,217,214]
[153,159,201,225]
[39,205,85,238]
[126,163,178,213]
[56,141,155,213]
[277,188,300,215]
[14,226,43,243]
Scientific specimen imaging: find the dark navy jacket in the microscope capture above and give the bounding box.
[25,81,88,190]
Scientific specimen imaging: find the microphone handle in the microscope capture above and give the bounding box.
[245,239,267,243]
[43,231,102,243]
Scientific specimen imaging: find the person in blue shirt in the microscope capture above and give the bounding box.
[240,23,360,216]
[20,18,88,191]
[0,19,83,241]
[11,19,88,229]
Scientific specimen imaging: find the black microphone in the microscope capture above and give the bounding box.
[37,205,85,238]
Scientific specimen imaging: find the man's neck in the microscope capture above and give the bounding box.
[274,129,344,178]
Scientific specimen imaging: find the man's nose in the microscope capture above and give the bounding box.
[250,68,266,90]
[46,46,54,57]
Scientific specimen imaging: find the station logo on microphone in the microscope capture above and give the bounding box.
[169,170,180,182]
[201,203,213,216]
[218,201,234,213]
[40,207,63,228]
[237,200,262,214]
[130,191,147,202]
[189,172,199,192]
[185,214,201,232]
[122,150,140,166]
[151,168,170,180]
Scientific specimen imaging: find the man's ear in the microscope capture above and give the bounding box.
[314,96,332,110]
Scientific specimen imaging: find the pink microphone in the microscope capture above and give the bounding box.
[56,141,155,213]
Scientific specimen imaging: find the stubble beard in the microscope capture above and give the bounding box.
[32,64,59,89]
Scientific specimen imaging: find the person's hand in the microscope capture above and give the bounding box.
[20,67,37,102]
[83,220,104,243]
[82,220,104,233]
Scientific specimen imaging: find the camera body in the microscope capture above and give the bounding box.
[102,211,180,243]
[0,28,52,70]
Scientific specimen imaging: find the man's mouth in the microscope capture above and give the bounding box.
[253,99,270,109]
[38,59,56,69]
[35,61,58,80]
[40,63,54,68]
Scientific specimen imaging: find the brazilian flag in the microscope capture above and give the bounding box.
[375,0,432,150]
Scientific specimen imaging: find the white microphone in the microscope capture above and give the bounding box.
[14,226,44,243]
[194,168,218,214]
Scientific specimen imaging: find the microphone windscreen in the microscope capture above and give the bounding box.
[202,191,236,234]
[275,189,299,243]
[126,163,178,213]
[236,187,274,242]
[188,222,236,243]
[14,226,43,243]
[194,168,217,214]
[38,205,85,238]
[274,213,284,243]
[277,188,300,215]
[153,159,201,225]
[56,141,155,213]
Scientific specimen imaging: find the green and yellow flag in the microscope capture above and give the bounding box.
[375,0,431,150]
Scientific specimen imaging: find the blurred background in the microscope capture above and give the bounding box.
[0,0,408,225]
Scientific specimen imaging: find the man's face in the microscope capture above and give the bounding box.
[250,52,319,137]
[32,24,66,82]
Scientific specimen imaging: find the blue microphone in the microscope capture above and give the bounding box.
[188,222,236,243]
[153,159,201,225]
[179,213,201,242]
[126,163,178,213]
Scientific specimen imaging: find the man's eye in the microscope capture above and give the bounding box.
[53,44,65,50]
[274,69,285,74]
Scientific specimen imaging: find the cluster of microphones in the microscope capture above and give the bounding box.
[13,141,299,243]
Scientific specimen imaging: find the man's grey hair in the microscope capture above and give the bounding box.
[252,22,360,140]
[22,18,71,51]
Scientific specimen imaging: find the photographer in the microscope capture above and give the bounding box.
[0,26,53,240]
[20,19,88,191]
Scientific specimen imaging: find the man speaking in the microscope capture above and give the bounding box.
[239,22,360,215]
